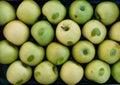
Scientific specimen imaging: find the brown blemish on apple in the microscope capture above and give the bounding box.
[110,48,116,56]
[67,41,73,46]
[35,71,40,77]
[80,6,85,11]
[98,67,104,76]
[27,55,34,62]
[52,12,59,20]
[56,57,64,65]
[53,65,58,74]
[38,28,44,35]
[91,28,101,36]
[15,79,23,85]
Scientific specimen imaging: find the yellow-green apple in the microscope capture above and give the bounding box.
[34,61,58,84]
[0,1,15,26]
[85,60,111,84]
[82,20,107,44]
[72,40,95,63]
[19,41,45,66]
[16,0,41,25]
[98,40,120,64]
[6,60,32,85]
[3,20,29,46]
[31,20,54,46]
[42,0,66,24]
[60,60,84,84]
[109,21,120,41]
[95,1,119,25]
[111,60,120,83]
[0,40,18,64]
[69,0,93,24]
[46,42,70,65]
[56,19,81,46]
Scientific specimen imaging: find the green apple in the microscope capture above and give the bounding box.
[85,60,111,84]
[6,60,32,85]
[46,42,70,65]
[72,40,95,63]
[0,40,18,64]
[42,0,66,24]
[16,0,41,25]
[3,20,29,46]
[98,40,120,64]
[56,19,81,46]
[95,1,119,25]
[82,20,107,44]
[60,60,84,84]
[0,1,16,26]
[34,61,58,84]
[19,41,45,66]
[69,0,93,24]
[111,60,120,83]
[109,21,120,41]
[31,20,54,46]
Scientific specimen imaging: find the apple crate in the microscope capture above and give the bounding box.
[0,0,120,85]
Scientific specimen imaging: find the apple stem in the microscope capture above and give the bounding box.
[61,25,69,31]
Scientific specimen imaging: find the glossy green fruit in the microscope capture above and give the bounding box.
[0,1,15,26]
[31,20,54,46]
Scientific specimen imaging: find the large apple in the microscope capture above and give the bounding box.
[31,20,54,46]
[16,0,41,25]
[85,60,111,84]
[0,40,18,64]
[3,20,29,46]
[19,41,45,66]
[95,1,119,25]
[60,60,84,84]
[0,1,16,26]
[6,60,32,85]
[109,21,120,41]
[56,19,81,46]
[46,42,70,65]
[72,40,95,63]
[82,20,107,44]
[34,61,58,84]
[42,0,66,24]
[111,60,120,83]
[69,0,93,24]
[98,40,120,64]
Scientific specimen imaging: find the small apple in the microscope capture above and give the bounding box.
[3,20,29,46]
[111,60,120,83]
[98,40,120,64]
[31,20,54,46]
[69,0,93,24]
[60,60,84,84]
[56,19,81,46]
[34,61,58,84]
[0,1,16,26]
[19,41,45,66]
[6,60,32,85]
[0,40,18,64]
[82,20,107,44]
[46,42,70,65]
[85,60,111,84]
[95,1,119,25]
[42,0,66,24]
[72,40,95,63]
[16,0,41,25]
[109,21,120,41]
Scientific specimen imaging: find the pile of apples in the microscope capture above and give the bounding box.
[1,0,120,84]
